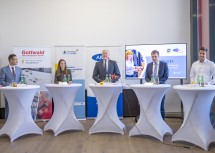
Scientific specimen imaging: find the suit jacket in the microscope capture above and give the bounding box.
[0,65,22,86]
[145,61,169,84]
[54,69,72,84]
[93,59,121,83]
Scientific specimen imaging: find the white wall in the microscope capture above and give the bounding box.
[0,0,190,114]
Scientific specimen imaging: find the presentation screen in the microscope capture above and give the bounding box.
[125,43,187,79]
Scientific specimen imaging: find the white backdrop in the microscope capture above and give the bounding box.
[0,0,190,114]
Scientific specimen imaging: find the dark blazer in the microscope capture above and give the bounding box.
[92,59,121,83]
[145,61,169,84]
[0,65,22,86]
[54,69,72,84]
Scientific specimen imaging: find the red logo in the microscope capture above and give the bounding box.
[22,50,45,56]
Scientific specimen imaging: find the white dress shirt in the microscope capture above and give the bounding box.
[190,59,215,84]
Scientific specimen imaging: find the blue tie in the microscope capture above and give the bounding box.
[12,67,16,78]
[153,62,157,79]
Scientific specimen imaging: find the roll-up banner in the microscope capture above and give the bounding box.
[55,46,86,119]
[14,46,52,120]
[86,46,123,118]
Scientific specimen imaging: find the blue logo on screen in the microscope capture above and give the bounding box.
[173,48,180,52]
[92,54,102,61]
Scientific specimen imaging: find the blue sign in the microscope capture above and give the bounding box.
[87,93,123,118]
[92,54,102,61]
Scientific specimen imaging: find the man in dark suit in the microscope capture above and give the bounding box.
[93,49,121,83]
[0,54,22,119]
[145,50,169,120]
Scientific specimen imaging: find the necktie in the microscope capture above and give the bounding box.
[11,67,16,78]
[104,60,107,74]
[153,62,157,79]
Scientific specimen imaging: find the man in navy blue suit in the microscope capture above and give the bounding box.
[145,50,169,120]
[0,54,22,119]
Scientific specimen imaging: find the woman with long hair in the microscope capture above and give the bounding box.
[54,59,72,84]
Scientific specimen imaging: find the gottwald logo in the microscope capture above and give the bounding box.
[92,53,102,61]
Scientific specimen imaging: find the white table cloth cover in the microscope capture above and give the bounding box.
[129,84,173,141]
[44,84,84,136]
[0,85,42,142]
[173,85,215,150]
[89,83,125,134]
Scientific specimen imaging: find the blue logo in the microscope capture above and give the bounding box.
[173,48,180,52]
[92,54,102,61]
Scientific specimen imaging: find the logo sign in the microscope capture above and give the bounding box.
[63,49,79,55]
[92,53,102,61]
[21,50,45,56]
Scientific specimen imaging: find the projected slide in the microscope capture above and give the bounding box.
[125,43,187,79]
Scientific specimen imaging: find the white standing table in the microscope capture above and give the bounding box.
[88,83,125,135]
[44,84,84,136]
[173,85,215,150]
[0,85,42,142]
[129,84,172,141]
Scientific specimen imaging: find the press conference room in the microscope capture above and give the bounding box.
[0,0,215,153]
